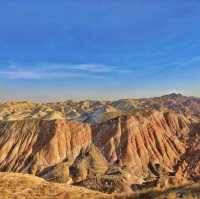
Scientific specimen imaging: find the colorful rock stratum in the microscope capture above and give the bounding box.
[0,93,200,198]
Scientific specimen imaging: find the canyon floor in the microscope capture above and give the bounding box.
[0,93,200,198]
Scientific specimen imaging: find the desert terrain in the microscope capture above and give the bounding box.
[0,93,200,198]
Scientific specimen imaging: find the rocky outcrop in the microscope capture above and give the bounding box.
[0,95,200,193]
[176,122,200,181]
[0,110,193,188]
[0,119,91,175]
[70,144,108,182]
[92,111,189,185]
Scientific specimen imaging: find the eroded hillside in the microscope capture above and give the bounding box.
[0,94,200,197]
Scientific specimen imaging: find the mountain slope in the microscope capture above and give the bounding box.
[0,94,200,193]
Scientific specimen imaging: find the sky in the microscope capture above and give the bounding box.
[0,0,200,101]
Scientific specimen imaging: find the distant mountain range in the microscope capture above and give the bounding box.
[1,93,200,123]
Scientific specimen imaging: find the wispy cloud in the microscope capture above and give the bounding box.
[70,64,112,73]
[0,63,131,80]
[182,55,200,66]
[42,63,113,73]
[168,55,200,72]
[153,55,200,81]
[0,70,80,79]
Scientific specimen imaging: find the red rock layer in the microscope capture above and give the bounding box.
[0,110,196,185]
[92,111,189,183]
[0,119,91,174]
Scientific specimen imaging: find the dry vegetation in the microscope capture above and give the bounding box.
[0,172,200,199]
[0,172,109,199]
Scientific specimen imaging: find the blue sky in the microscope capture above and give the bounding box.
[0,1,200,101]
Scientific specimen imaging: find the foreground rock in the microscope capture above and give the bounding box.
[0,172,200,199]
[0,172,109,199]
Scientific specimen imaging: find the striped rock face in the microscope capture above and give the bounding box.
[0,119,92,174]
[0,94,200,193]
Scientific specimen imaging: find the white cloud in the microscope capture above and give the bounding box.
[0,63,131,79]
[70,64,112,73]
[0,70,80,79]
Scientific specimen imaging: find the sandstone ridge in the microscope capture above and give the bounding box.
[0,94,200,194]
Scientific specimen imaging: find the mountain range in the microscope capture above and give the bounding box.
[0,93,200,198]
